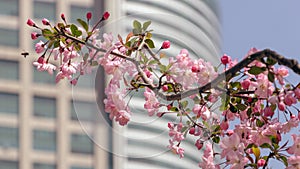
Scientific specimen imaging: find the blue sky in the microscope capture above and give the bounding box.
[220,2,300,168]
[221,1,300,60]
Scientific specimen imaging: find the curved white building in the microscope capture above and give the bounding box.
[106,1,222,169]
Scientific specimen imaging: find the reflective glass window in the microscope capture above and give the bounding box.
[0,127,18,148]
[0,160,18,169]
[0,28,19,47]
[33,130,56,151]
[34,1,56,21]
[34,96,56,118]
[70,100,97,122]
[33,66,56,84]
[0,0,18,16]
[0,59,19,80]
[71,133,93,154]
[0,92,18,115]
[33,163,56,169]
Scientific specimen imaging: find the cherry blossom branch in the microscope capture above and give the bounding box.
[159,49,300,101]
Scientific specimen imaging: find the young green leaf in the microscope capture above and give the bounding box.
[143,21,151,31]
[77,19,89,32]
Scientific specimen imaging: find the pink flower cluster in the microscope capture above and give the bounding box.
[167,122,185,158]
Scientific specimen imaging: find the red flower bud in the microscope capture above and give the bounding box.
[162,85,168,91]
[27,19,35,27]
[191,65,199,72]
[161,40,170,49]
[86,12,92,20]
[102,11,110,20]
[61,13,66,21]
[221,54,231,65]
[42,18,50,25]
[37,56,45,64]
[31,32,40,40]
[257,159,266,167]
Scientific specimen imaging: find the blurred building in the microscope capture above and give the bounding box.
[107,0,221,169]
[0,0,111,169]
[0,0,220,169]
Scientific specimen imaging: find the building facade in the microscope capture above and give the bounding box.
[0,0,220,169]
[0,0,111,169]
[106,0,221,169]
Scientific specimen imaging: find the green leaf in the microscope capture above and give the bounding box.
[91,61,98,66]
[260,143,272,149]
[256,119,264,127]
[143,21,151,31]
[266,58,277,65]
[145,39,155,48]
[268,72,275,82]
[231,82,241,89]
[229,104,238,113]
[148,60,159,65]
[181,100,188,109]
[212,136,220,143]
[279,155,288,166]
[132,28,142,35]
[70,24,82,37]
[42,29,53,38]
[159,65,167,73]
[236,103,247,111]
[77,19,89,32]
[53,40,60,48]
[170,107,179,112]
[133,20,142,29]
[83,53,89,62]
[248,66,266,75]
[252,146,261,159]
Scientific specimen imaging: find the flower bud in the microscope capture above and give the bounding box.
[221,54,231,65]
[37,56,45,64]
[257,159,266,167]
[27,19,35,27]
[31,32,40,40]
[161,40,170,49]
[86,12,92,20]
[42,18,50,25]
[162,85,168,91]
[61,13,66,21]
[102,11,110,20]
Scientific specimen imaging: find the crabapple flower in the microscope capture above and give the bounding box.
[198,142,220,169]
[35,41,45,53]
[144,87,161,116]
[31,32,40,40]
[257,159,266,167]
[287,134,300,156]
[286,156,300,169]
[33,60,56,75]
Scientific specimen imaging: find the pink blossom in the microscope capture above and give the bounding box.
[257,159,266,167]
[70,78,78,85]
[198,142,220,169]
[286,156,300,169]
[168,140,185,158]
[33,61,56,75]
[144,87,161,116]
[61,13,66,21]
[278,102,286,111]
[35,41,45,53]
[168,122,184,142]
[192,105,211,120]
[287,134,300,156]
[241,79,251,89]
[250,74,274,98]
[161,40,170,49]
[295,88,300,99]
[220,121,229,130]
[263,106,274,117]
[284,91,297,106]
[220,133,245,158]
[195,139,203,150]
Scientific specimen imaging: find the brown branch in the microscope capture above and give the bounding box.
[157,49,300,101]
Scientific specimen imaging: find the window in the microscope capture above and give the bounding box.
[0,127,18,148]
[33,130,56,151]
[0,59,19,80]
[0,0,18,16]
[0,28,19,47]
[0,92,18,115]
[33,163,56,169]
[34,1,56,21]
[34,96,56,118]
[71,166,93,169]
[71,133,93,154]
[33,66,56,84]
[0,160,18,169]
[70,5,93,24]
[75,73,95,89]
[70,100,97,122]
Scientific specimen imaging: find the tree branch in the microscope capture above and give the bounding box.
[157,49,300,101]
